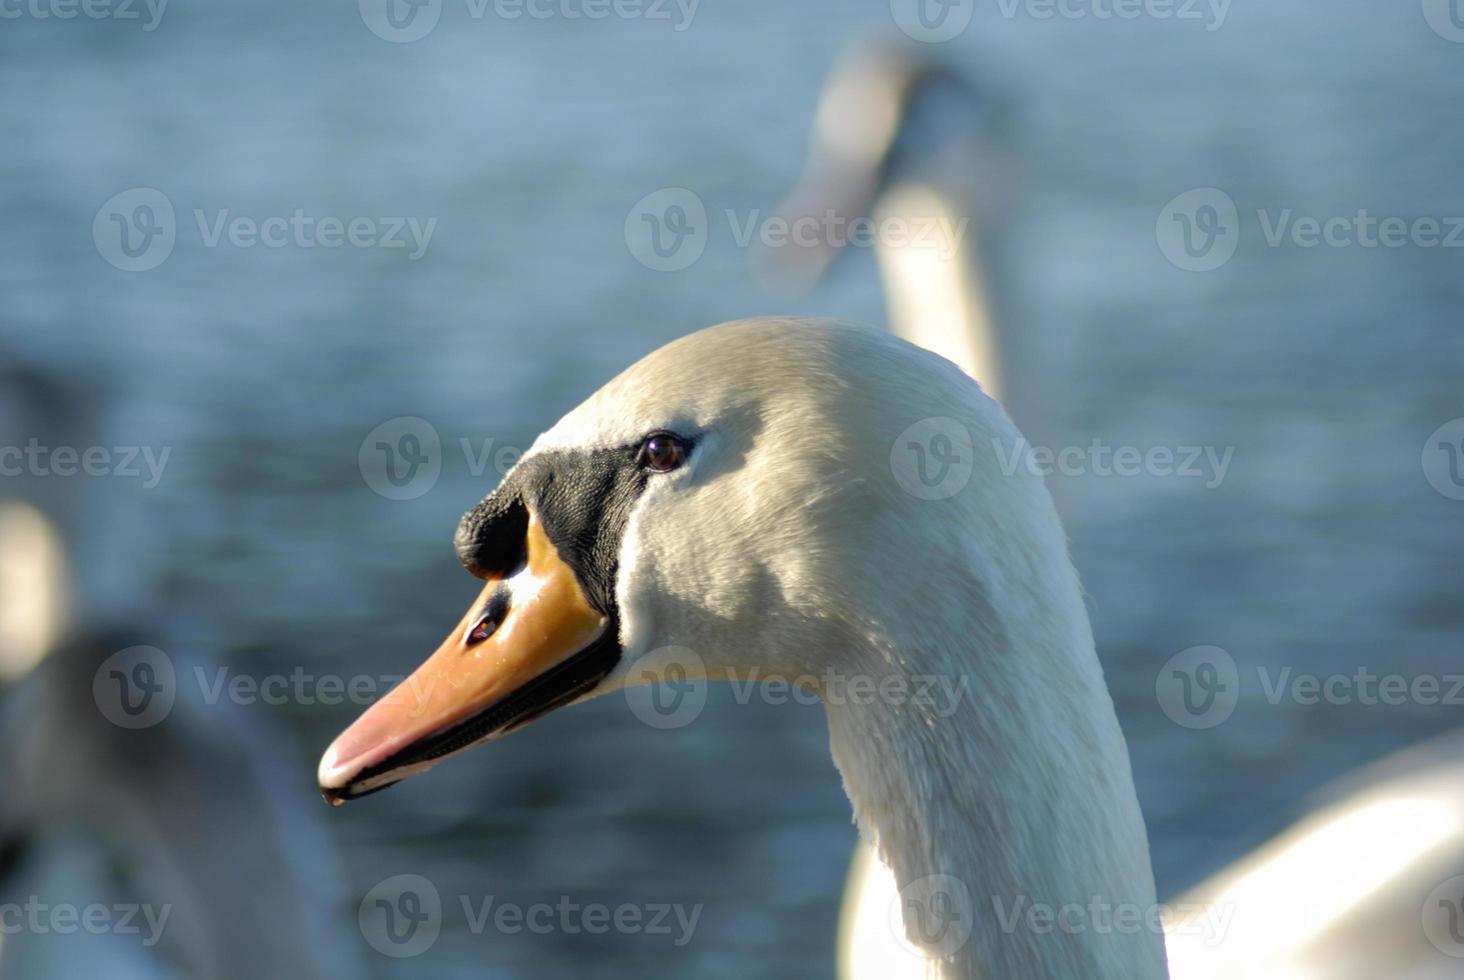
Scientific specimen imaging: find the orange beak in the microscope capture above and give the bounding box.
[318,513,613,804]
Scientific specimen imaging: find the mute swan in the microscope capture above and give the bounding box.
[320,317,1171,979]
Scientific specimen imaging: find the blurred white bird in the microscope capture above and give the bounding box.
[0,361,368,980]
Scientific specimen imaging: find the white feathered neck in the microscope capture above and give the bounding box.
[822,522,1167,979]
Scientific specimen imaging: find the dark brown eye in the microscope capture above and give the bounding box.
[638,432,688,473]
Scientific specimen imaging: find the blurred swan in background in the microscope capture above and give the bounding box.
[770,42,1464,980]
[754,43,1019,399]
[1163,736,1464,980]
[0,363,366,980]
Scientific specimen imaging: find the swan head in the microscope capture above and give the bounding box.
[319,317,1074,805]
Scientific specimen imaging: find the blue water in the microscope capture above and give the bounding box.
[2,1,1463,976]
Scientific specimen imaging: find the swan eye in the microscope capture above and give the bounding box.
[638,432,689,473]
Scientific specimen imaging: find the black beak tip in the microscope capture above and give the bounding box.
[320,777,400,808]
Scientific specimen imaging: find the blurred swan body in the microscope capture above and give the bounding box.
[1163,734,1464,980]
[0,498,365,980]
[0,356,367,980]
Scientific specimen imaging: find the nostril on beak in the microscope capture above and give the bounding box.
[465,585,511,645]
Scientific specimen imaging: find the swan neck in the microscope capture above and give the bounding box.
[825,626,1169,980]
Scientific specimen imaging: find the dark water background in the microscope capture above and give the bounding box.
[2,1,1462,976]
